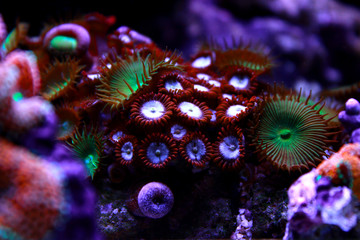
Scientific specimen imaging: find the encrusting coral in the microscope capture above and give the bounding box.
[317,142,360,199]
[285,168,357,239]
[0,138,64,240]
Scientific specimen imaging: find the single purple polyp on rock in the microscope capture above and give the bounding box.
[345,98,360,115]
[137,182,174,219]
[339,98,360,134]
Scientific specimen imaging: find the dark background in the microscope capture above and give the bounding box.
[2,0,360,90]
[1,1,187,52]
[2,0,359,56]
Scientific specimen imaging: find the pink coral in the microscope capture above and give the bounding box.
[5,50,40,97]
[43,23,91,56]
[0,50,52,132]
[0,14,6,50]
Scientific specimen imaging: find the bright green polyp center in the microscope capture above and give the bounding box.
[50,35,77,52]
[279,129,292,140]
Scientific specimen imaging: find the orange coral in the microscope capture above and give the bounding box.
[0,138,63,240]
[317,143,360,199]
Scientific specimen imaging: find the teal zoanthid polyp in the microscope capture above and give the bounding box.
[61,121,70,130]
[58,121,72,139]
[84,154,99,178]
[12,92,23,102]
[1,28,16,53]
[85,154,95,164]
[316,175,322,181]
[49,35,77,52]
[67,128,104,179]
[80,148,100,179]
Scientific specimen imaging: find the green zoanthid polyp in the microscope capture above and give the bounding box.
[252,93,338,172]
[67,127,104,179]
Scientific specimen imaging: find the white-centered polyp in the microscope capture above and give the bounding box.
[186,139,206,161]
[194,84,209,92]
[165,79,183,91]
[220,136,240,160]
[209,80,221,87]
[147,142,169,164]
[112,131,125,142]
[87,73,100,80]
[196,73,210,80]
[229,75,249,90]
[191,56,211,68]
[178,102,203,119]
[171,124,187,140]
[226,104,247,117]
[119,35,131,43]
[121,142,133,161]
[141,100,165,119]
[222,93,233,100]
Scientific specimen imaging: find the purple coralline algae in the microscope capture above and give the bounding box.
[231,208,253,240]
[339,98,360,143]
[352,128,360,144]
[284,169,358,239]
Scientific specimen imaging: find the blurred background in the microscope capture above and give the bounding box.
[2,0,360,94]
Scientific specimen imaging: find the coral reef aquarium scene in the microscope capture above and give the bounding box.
[2,0,360,239]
